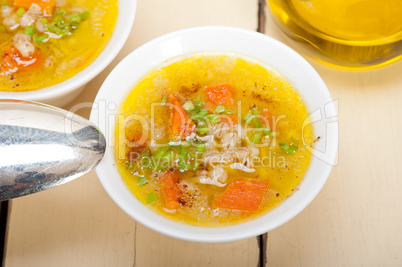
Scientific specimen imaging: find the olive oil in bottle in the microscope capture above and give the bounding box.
[268,0,402,69]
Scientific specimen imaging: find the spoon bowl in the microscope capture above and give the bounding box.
[0,99,106,201]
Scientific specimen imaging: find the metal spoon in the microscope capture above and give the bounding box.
[0,99,106,201]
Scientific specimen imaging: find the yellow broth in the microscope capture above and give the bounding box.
[116,53,314,226]
[0,0,117,91]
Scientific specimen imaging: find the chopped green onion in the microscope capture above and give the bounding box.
[138,177,148,186]
[198,109,209,116]
[33,34,48,44]
[192,161,201,170]
[146,192,157,203]
[252,107,261,115]
[197,127,209,135]
[181,141,190,148]
[214,105,226,114]
[262,127,271,135]
[1,1,8,6]
[271,131,278,137]
[70,14,81,22]
[141,158,153,169]
[153,147,169,159]
[195,144,206,153]
[291,139,299,146]
[81,11,90,20]
[183,101,195,111]
[16,8,25,16]
[24,26,35,36]
[280,140,298,155]
[244,110,253,121]
[279,142,289,153]
[139,149,150,158]
[206,114,220,124]
[256,119,262,128]
[56,10,67,16]
[194,99,204,108]
[251,132,262,144]
[161,96,167,106]
[245,115,257,125]
[41,18,48,24]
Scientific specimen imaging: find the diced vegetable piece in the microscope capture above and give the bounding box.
[161,96,167,106]
[206,84,235,107]
[195,144,206,153]
[198,109,209,116]
[251,132,262,144]
[0,47,43,73]
[33,33,48,44]
[279,139,299,155]
[25,26,35,35]
[161,171,184,209]
[169,93,195,140]
[214,105,226,114]
[194,99,204,108]
[262,126,271,135]
[206,114,221,125]
[214,179,269,211]
[81,10,90,20]
[16,7,25,16]
[183,101,194,111]
[154,146,169,159]
[138,177,148,186]
[41,17,48,24]
[146,192,157,203]
[181,141,190,147]
[14,0,56,15]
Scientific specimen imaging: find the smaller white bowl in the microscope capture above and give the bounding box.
[90,26,338,243]
[0,0,137,107]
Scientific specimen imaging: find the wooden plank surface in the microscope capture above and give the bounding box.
[4,0,260,267]
[263,3,402,267]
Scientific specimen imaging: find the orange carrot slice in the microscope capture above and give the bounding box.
[205,84,235,107]
[214,179,269,211]
[161,171,185,209]
[0,46,43,74]
[14,0,55,15]
[169,93,194,140]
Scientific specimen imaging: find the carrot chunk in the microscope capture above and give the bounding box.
[14,0,55,15]
[161,171,184,209]
[205,84,235,107]
[214,179,269,211]
[0,46,43,74]
[169,93,195,140]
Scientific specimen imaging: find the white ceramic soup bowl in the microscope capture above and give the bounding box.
[0,0,136,107]
[90,26,338,243]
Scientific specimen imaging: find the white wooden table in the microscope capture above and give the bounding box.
[4,0,402,266]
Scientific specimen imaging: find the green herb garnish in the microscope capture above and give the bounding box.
[146,192,157,203]
[138,177,148,186]
[25,26,35,36]
[81,11,90,20]
[16,8,25,16]
[251,132,262,144]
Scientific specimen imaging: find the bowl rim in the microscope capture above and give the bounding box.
[90,25,338,243]
[0,0,137,102]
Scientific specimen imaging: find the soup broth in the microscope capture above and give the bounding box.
[0,0,117,91]
[116,53,314,226]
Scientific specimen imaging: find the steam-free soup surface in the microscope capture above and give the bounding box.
[117,53,314,226]
[0,0,117,91]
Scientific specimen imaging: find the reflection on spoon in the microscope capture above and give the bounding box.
[0,99,106,201]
